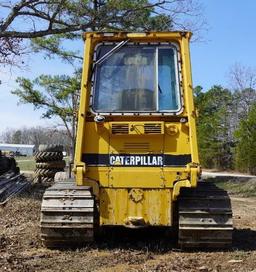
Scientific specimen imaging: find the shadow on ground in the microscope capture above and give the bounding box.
[95,227,177,253]
[16,183,256,253]
[232,228,256,251]
[92,227,256,253]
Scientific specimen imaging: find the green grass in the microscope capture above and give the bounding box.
[206,177,256,197]
[16,156,36,171]
[15,156,34,161]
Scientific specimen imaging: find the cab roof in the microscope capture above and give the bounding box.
[83,31,192,41]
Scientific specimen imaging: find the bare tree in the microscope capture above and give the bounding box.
[228,63,256,132]
[0,128,13,143]
[229,62,256,91]
[1,126,70,151]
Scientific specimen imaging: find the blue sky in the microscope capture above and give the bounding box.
[191,0,256,90]
[0,0,255,134]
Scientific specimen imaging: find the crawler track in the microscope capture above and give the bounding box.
[178,181,233,248]
[40,181,94,248]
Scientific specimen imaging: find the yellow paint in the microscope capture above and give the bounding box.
[83,121,191,155]
[173,179,191,201]
[100,188,172,226]
[74,32,201,227]
[74,35,93,176]
[180,34,199,164]
[86,166,188,188]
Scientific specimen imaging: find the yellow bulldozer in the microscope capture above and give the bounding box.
[40,32,233,248]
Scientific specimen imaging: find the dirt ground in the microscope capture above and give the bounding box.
[0,184,256,272]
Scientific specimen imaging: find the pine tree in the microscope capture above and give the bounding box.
[235,103,256,174]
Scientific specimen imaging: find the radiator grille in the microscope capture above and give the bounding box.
[123,142,150,151]
[111,124,129,134]
[144,123,163,134]
[110,122,163,135]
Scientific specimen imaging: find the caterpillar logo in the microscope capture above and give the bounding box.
[110,155,163,166]
[82,153,192,167]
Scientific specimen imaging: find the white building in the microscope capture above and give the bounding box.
[0,144,35,156]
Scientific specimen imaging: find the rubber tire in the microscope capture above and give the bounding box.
[34,151,63,162]
[39,144,63,152]
[34,176,53,184]
[35,168,60,178]
[36,160,66,169]
[41,176,54,183]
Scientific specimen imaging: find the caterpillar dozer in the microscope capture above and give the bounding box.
[40,32,233,248]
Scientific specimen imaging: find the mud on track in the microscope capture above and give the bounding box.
[0,184,256,272]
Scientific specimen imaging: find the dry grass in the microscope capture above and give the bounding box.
[0,182,256,272]
[208,177,256,197]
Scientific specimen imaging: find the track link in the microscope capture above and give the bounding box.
[40,181,94,248]
[178,181,233,248]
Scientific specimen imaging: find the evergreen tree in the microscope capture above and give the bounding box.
[235,103,256,174]
[0,0,205,65]
[194,85,233,169]
[12,71,81,160]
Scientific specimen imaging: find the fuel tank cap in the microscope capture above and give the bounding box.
[94,114,105,123]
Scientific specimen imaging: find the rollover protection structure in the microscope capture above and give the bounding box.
[40,32,233,248]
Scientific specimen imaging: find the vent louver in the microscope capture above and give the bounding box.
[111,123,129,134]
[123,142,150,151]
[144,123,163,134]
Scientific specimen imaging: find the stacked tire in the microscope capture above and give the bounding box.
[34,145,65,183]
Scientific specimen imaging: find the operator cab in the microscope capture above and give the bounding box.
[91,43,182,115]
